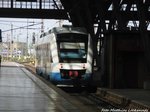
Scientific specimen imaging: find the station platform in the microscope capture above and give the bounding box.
[0,62,92,112]
[97,88,150,109]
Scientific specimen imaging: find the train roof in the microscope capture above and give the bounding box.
[50,26,88,34]
[40,26,88,38]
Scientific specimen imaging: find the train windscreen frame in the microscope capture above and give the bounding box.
[57,33,88,63]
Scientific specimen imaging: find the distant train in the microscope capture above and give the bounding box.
[35,26,94,87]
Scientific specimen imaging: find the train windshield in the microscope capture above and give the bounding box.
[57,33,88,63]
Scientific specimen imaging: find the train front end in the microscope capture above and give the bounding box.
[50,27,93,87]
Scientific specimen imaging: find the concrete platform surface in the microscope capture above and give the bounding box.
[0,62,86,112]
[108,89,150,106]
[97,88,150,109]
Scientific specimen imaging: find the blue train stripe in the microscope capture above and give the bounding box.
[36,67,92,85]
[49,72,91,84]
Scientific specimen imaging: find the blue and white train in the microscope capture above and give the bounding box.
[35,26,93,87]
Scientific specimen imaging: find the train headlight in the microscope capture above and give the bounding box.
[83,64,85,69]
[60,64,63,68]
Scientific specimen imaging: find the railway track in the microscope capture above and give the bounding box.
[85,93,117,109]
[59,86,118,111]
[2,63,148,112]
[23,63,118,112]
[68,92,118,112]
[24,64,150,112]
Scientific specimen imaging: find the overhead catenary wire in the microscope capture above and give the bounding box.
[0,20,37,23]
[2,22,42,32]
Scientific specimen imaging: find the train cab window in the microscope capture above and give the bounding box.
[57,33,88,63]
[59,42,86,58]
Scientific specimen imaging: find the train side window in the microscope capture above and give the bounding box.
[48,44,53,63]
[50,49,53,62]
[46,44,48,56]
[50,54,53,62]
